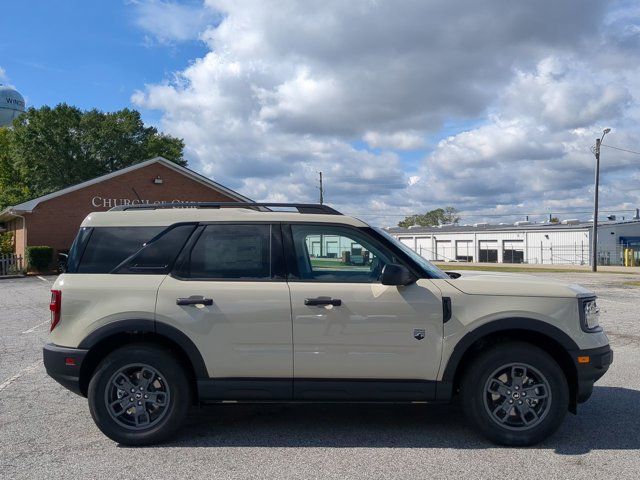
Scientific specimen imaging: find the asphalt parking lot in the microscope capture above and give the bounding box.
[1,272,640,479]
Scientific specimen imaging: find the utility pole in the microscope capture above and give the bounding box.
[591,128,611,272]
[318,171,324,205]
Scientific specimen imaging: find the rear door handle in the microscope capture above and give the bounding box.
[176,295,213,306]
[304,297,342,306]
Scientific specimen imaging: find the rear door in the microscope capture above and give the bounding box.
[156,223,293,399]
[284,223,443,400]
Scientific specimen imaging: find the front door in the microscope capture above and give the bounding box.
[285,224,443,400]
[156,223,292,399]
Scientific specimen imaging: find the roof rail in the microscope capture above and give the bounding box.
[108,202,343,215]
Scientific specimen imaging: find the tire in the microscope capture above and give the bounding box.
[88,344,191,446]
[460,342,569,446]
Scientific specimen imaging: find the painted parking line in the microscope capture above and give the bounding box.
[0,361,41,393]
[37,276,50,282]
[22,320,50,334]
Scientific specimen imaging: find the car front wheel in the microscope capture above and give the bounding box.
[460,342,569,446]
[88,344,191,445]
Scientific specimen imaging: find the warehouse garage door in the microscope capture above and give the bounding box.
[456,240,473,262]
[436,240,453,261]
[503,240,524,263]
[398,237,414,249]
[416,238,434,260]
[478,240,498,263]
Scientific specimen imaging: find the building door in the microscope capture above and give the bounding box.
[456,240,473,262]
[435,240,453,262]
[478,240,498,262]
[416,237,434,260]
[285,224,443,400]
[503,240,524,263]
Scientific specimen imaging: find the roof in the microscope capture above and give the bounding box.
[0,157,253,220]
[81,208,368,228]
[388,219,640,235]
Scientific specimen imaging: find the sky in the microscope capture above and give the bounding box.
[2,0,640,226]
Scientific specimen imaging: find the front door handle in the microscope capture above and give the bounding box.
[176,295,213,306]
[304,297,342,306]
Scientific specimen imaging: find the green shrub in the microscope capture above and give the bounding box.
[26,246,54,272]
[0,231,14,255]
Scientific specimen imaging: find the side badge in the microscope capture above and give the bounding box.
[413,329,426,340]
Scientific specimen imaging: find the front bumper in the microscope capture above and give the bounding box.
[570,344,613,404]
[43,343,88,396]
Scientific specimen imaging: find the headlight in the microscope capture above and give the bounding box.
[580,298,601,332]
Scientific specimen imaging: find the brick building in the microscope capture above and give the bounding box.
[0,157,252,258]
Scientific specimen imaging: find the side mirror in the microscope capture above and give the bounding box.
[380,263,416,286]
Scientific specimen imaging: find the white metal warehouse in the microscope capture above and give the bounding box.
[388,217,640,266]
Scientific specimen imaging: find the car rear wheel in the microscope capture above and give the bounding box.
[88,344,191,445]
[460,342,569,446]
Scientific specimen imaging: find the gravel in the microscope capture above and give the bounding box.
[1,272,639,480]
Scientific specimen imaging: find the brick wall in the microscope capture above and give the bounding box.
[25,162,240,252]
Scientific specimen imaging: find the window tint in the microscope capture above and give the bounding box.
[290,225,394,283]
[115,224,197,274]
[184,224,272,279]
[65,227,93,273]
[77,227,163,273]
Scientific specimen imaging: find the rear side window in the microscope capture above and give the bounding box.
[115,224,197,274]
[76,227,163,273]
[180,224,272,280]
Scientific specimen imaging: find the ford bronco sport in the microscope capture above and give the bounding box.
[43,202,612,446]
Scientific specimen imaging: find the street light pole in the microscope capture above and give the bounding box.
[591,128,611,272]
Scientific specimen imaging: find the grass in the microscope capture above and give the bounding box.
[624,281,640,287]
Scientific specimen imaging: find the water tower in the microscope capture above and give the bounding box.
[0,85,26,127]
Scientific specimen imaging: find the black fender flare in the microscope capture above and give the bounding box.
[436,317,579,400]
[78,319,209,378]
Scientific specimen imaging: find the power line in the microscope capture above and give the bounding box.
[601,144,640,155]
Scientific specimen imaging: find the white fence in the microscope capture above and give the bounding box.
[0,254,24,276]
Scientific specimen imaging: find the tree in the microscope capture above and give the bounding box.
[550,217,560,224]
[0,105,185,209]
[0,128,32,209]
[398,207,460,228]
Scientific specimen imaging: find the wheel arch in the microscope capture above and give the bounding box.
[77,319,208,398]
[437,317,579,412]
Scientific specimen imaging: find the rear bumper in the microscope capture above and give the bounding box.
[571,344,613,404]
[43,343,88,396]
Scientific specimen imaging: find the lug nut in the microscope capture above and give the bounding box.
[509,399,514,404]
[518,400,523,405]
[129,397,133,402]
[130,388,135,393]
[138,401,142,406]
[144,394,149,399]
[507,390,511,395]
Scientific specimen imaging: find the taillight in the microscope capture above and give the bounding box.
[50,290,62,331]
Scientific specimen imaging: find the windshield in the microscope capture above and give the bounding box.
[375,228,449,279]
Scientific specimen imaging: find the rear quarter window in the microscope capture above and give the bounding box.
[76,227,164,273]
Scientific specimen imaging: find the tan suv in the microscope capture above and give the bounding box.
[43,202,612,446]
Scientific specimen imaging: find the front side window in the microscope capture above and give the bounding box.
[290,224,394,283]
[181,224,272,280]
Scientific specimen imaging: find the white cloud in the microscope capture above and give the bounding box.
[133,0,640,225]
[0,66,6,81]
[363,131,426,150]
[129,0,219,45]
